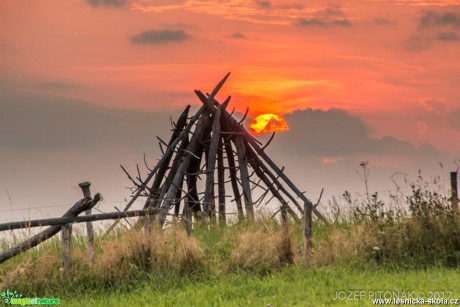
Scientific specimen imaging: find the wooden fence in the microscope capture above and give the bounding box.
[0,182,166,275]
[0,181,314,272]
[1,172,458,272]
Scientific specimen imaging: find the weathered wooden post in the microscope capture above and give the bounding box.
[217,138,226,224]
[79,181,93,265]
[280,204,288,224]
[184,198,191,237]
[144,209,153,247]
[61,222,72,275]
[451,172,459,213]
[303,201,313,260]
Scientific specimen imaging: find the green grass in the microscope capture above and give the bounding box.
[2,184,460,306]
[62,266,460,306]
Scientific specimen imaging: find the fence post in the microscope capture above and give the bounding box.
[280,204,288,225]
[144,210,153,247]
[451,172,459,213]
[184,198,191,237]
[303,201,312,260]
[61,222,72,275]
[79,182,94,265]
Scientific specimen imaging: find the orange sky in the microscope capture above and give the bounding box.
[1,0,460,152]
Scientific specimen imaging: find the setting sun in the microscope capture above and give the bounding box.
[248,114,289,135]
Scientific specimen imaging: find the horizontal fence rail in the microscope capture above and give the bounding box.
[0,208,160,232]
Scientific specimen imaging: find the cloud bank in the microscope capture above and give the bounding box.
[130,29,192,44]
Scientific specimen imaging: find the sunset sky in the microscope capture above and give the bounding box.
[1,0,459,222]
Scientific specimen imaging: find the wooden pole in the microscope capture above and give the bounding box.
[186,147,204,216]
[144,211,153,248]
[234,136,255,221]
[243,143,301,219]
[143,105,191,210]
[303,201,313,259]
[217,137,226,224]
[79,181,93,265]
[61,222,72,275]
[224,139,244,220]
[203,107,222,221]
[155,134,190,213]
[158,112,212,225]
[0,207,159,232]
[451,171,459,213]
[244,154,300,222]
[173,176,185,217]
[184,198,191,237]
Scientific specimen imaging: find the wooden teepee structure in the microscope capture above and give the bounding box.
[107,73,326,234]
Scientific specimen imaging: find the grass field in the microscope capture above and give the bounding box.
[63,266,460,306]
[2,184,460,306]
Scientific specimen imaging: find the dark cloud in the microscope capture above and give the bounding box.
[436,31,459,41]
[274,108,429,158]
[419,11,460,29]
[130,30,192,45]
[295,18,352,27]
[374,18,392,25]
[406,11,460,51]
[230,32,247,40]
[86,0,127,7]
[255,0,271,9]
[0,90,175,150]
[331,19,352,27]
[421,99,446,113]
[296,18,328,27]
[447,105,460,132]
[295,6,352,28]
[404,35,432,52]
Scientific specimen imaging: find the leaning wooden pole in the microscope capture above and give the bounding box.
[242,133,325,222]
[217,136,226,224]
[234,135,255,221]
[0,194,101,265]
[224,139,244,220]
[186,147,204,215]
[143,105,190,210]
[203,106,223,220]
[244,142,303,215]
[158,112,212,225]
[245,156,300,222]
[156,134,190,208]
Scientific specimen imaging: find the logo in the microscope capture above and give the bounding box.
[1,290,60,306]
